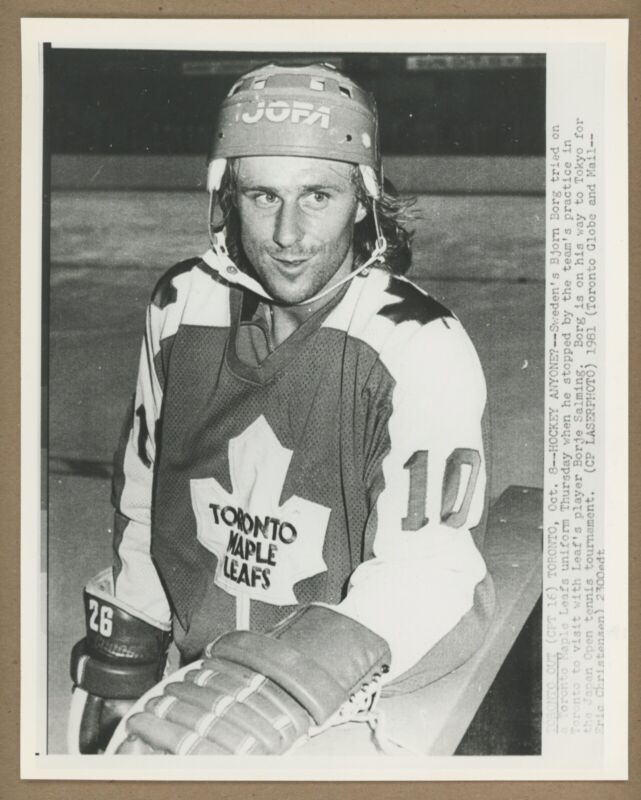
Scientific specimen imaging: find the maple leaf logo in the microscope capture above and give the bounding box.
[190,416,330,606]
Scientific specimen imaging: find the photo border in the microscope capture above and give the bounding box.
[4,2,638,798]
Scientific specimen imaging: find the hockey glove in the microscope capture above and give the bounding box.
[110,605,390,755]
[68,569,171,754]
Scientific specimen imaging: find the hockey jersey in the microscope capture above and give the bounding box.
[111,249,495,692]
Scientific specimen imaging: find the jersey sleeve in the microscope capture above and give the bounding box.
[110,296,173,627]
[335,313,494,686]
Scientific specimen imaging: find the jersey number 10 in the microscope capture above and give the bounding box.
[402,448,481,532]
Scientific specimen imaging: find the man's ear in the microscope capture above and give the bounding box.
[355,200,368,224]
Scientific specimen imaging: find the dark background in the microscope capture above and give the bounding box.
[48,50,545,157]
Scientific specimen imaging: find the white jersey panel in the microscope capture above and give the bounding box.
[336,301,489,678]
[114,300,172,625]
[182,268,231,328]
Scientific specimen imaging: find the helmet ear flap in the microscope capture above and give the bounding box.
[359,165,381,200]
[207,158,228,194]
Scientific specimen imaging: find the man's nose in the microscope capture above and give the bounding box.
[273,202,303,248]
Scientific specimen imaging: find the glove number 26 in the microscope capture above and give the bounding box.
[402,447,481,531]
[88,598,114,637]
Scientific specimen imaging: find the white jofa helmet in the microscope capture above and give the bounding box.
[206,62,382,199]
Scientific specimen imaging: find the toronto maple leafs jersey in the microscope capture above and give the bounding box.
[111,248,495,692]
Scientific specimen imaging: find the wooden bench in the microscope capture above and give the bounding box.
[294,485,543,756]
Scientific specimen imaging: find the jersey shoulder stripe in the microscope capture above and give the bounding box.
[151,257,205,310]
[324,268,460,359]
[149,257,232,346]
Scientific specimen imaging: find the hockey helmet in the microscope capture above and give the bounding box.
[207,62,382,199]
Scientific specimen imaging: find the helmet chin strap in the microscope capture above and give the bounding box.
[204,191,388,308]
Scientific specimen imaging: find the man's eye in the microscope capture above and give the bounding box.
[254,193,279,208]
[302,191,330,209]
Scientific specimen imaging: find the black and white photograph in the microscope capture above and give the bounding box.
[20,18,627,780]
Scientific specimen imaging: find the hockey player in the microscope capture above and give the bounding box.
[68,63,495,755]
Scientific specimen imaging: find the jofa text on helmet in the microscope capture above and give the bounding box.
[240,100,330,129]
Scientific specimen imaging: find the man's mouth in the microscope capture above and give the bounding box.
[270,255,312,268]
[272,256,310,264]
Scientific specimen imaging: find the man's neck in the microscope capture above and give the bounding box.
[266,282,347,348]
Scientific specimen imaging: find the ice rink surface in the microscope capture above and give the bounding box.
[45,190,544,752]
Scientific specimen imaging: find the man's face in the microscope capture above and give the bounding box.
[235,155,366,305]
